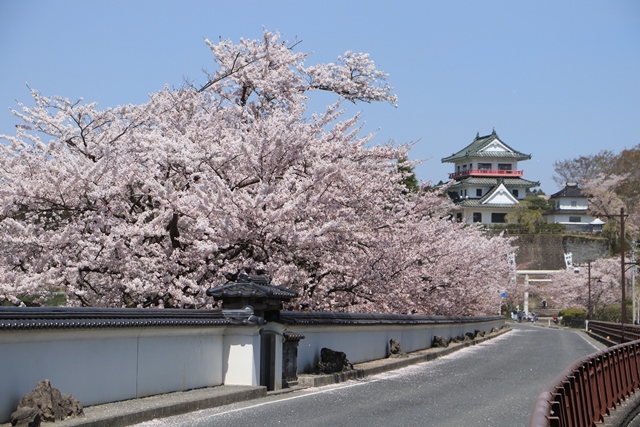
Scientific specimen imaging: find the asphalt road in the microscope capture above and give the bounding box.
[134,323,606,427]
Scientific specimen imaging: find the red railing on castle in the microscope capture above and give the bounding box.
[448,169,524,179]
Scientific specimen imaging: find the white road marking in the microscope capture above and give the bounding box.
[578,330,606,351]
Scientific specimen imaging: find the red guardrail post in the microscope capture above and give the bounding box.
[576,365,591,426]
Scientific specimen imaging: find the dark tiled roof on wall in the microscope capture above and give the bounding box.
[0,306,231,330]
[277,311,501,326]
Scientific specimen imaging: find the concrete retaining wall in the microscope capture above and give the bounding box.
[514,234,610,270]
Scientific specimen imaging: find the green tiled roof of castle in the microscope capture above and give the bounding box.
[449,177,540,188]
[441,130,531,163]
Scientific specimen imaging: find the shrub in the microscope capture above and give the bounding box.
[595,301,632,323]
[559,308,586,328]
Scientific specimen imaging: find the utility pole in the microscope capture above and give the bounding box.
[586,261,602,321]
[610,208,628,341]
[603,208,628,341]
[621,208,627,331]
[633,242,637,324]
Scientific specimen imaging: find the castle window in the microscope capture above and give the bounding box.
[512,189,519,198]
[473,212,482,223]
[476,189,482,197]
[478,163,491,170]
[498,164,512,171]
[569,216,581,223]
[491,213,507,223]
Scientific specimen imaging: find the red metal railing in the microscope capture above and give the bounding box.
[588,320,640,344]
[448,169,524,179]
[529,323,640,427]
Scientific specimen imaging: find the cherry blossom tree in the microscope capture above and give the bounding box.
[581,174,638,258]
[551,150,615,188]
[543,258,625,317]
[583,174,628,219]
[0,30,515,314]
[555,148,640,236]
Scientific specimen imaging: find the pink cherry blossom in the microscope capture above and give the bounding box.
[0,30,515,315]
[542,258,627,315]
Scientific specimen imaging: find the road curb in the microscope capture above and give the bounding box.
[4,385,267,427]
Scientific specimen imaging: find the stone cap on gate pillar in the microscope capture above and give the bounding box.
[205,272,299,320]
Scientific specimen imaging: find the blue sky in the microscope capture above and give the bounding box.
[1,1,639,192]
